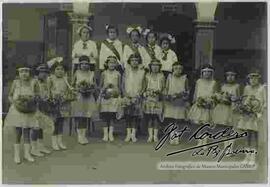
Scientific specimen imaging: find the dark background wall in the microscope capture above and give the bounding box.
[2,2,267,113]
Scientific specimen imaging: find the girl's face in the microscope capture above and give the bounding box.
[249,76,260,86]
[130,30,140,43]
[173,65,183,76]
[130,57,140,68]
[54,65,65,78]
[202,70,213,79]
[19,69,30,81]
[107,59,117,70]
[80,62,90,71]
[147,33,156,46]
[80,28,90,41]
[161,39,170,50]
[151,64,160,73]
[226,73,236,83]
[108,28,117,41]
[38,71,48,81]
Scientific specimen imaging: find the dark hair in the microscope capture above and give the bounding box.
[129,29,141,38]
[201,63,214,71]
[146,31,158,43]
[106,25,119,36]
[160,36,171,45]
[79,55,90,63]
[127,53,142,65]
[104,56,118,70]
[172,61,183,72]
[148,59,162,73]
[79,26,92,37]
[51,61,67,72]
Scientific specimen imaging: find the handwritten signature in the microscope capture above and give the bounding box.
[155,123,255,162]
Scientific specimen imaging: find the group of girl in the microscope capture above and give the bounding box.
[4,24,266,165]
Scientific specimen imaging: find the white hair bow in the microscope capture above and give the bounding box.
[142,28,151,37]
[77,24,93,35]
[167,34,176,44]
[105,24,110,30]
[47,57,63,69]
[126,26,142,34]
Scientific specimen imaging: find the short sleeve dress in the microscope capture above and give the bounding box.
[71,70,97,118]
[5,79,39,128]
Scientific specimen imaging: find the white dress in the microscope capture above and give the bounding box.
[143,73,164,115]
[123,67,145,116]
[100,70,121,113]
[144,44,163,68]
[71,70,97,118]
[5,79,39,128]
[188,79,217,124]
[237,84,266,131]
[164,74,188,119]
[99,39,123,70]
[72,39,98,65]
[212,83,240,126]
[160,49,178,72]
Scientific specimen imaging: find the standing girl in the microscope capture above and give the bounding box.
[99,24,123,71]
[142,29,162,69]
[30,64,53,157]
[47,57,73,150]
[237,68,266,164]
[5,65,39,163]
[123,25,147,69]
[143,59,165,143]
[188,64,217,146]
[72,25,98,73]
[212,66,240,148]
[163,62,189,145]
[99,56,121,142]
[71,55,97,145]
[159,34,178,79]
[122,53,145,142]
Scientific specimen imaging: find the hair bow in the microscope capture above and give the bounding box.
[126,26,142,34]
[47,57,63,69]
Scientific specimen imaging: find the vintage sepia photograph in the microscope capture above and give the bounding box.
[1,0,268,184]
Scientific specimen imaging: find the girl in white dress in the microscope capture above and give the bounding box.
[188,64,218,146]
[237,68,266,164]
[212,67,240,148]
[72,25,98,74]
[143,59,165,143]
[71,56,97,145]
[99,24,123,71]
[47,57,73,150]
[123,26,147,70]
[163,62,189,145]
[159,34,178,79]
[30,64,53,157]
[99,56,121,142]
[142,29,162,70]
[5,65,39,163]
[122,53,145,142]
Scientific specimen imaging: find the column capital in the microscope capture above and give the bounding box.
[67,12,93,25]
[193,20,218,29]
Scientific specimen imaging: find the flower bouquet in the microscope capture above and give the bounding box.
[102,84,119,99]
[212,92,232,106]
[235,95,262,118]
[77,80,95,97]
[14,95,37,113]
[196,96,215,109]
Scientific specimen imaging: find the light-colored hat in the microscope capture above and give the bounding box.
[126,25,143,34]
[77,24,93,35]
[160,33,176,44]
[47,57,63,69]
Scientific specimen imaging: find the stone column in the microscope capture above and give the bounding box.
[194,1,218,69]
[194,20,217,69]
[67,2,94,76]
